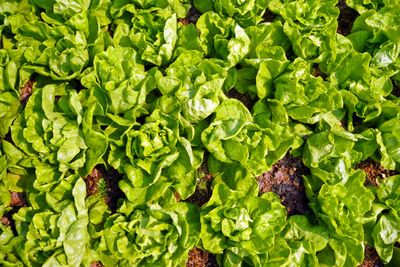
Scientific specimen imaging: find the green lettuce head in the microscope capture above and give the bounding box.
[202,99,296,176]
[200,183,287,266]
[109,96,203,204]
[11,83,107,175]
[98,202,199,267]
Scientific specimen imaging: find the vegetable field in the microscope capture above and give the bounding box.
[1,0,400,266]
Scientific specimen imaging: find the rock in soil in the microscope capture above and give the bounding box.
[359,245,384,267]
[357,159,398,187]
[257,153,309,215]
[187,248,218,267]
[337,0,359,36]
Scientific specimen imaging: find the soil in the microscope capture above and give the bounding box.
[257,153,309,215]
[186,154,213,207]
[10,191,28,207]
[392,79,400,97]
[337,0,359,36]
[84,166,124,212]
[226,89,253,111]
[85,168,102,196]
[1,215,11,226]
[20,79,34,104]
[178,6,201,25]
[263,9,277,23]
[359,245,384,267]
[312,64,328,79]
[3,192,28,234]
[90,262,104,267]
[187,248,218,267]
[357,159,398,187]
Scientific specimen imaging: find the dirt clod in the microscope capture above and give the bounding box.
[359,245,384,267]
[257,154,309,215]
[10,191,27,207]
[226,89,253,111]
[357,159,397,187]
[337,0,359,36]
[1,215,10,226]
[187,248,218,267]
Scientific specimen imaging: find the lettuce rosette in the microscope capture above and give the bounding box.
[11,83,107,175]
[109,0,191,66]
[200,182,287,267]
[194,0,268,28]
[98,201,199,267]
[156,50,228,123]
[202,99,296,176]
[109,96,203,205]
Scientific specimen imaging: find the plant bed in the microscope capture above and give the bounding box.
[1,0,400,266]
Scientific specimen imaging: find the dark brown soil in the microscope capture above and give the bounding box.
[257,153,309,215]
[90,261,104,267]
[187,248,218,267]
[357,159,398,187]
[186,155,213,207]
[337,0,359,36]
[226,89,253,111]
[10,191,27,207]
[207,254,218,267]
[312,64,328,79]
[84,166,124,212]
[178,6,201,25]
[85,168,102,196]
[392,79,400,97]
[20,79,34,104]
[263,9,277,23]
[358,245,384,267]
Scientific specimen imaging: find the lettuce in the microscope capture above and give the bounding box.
[200,182,286,266]
[109,96,203,203]
[11,83,107,175]
[1,0,400,266]
[202,99,296,176]
[372,175,400,262]
[98,201,199,266]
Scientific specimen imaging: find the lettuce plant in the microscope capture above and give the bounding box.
[11,83,107,175]
[0,0,400,266]
[98,201,199,266]
[200,182,287,266]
